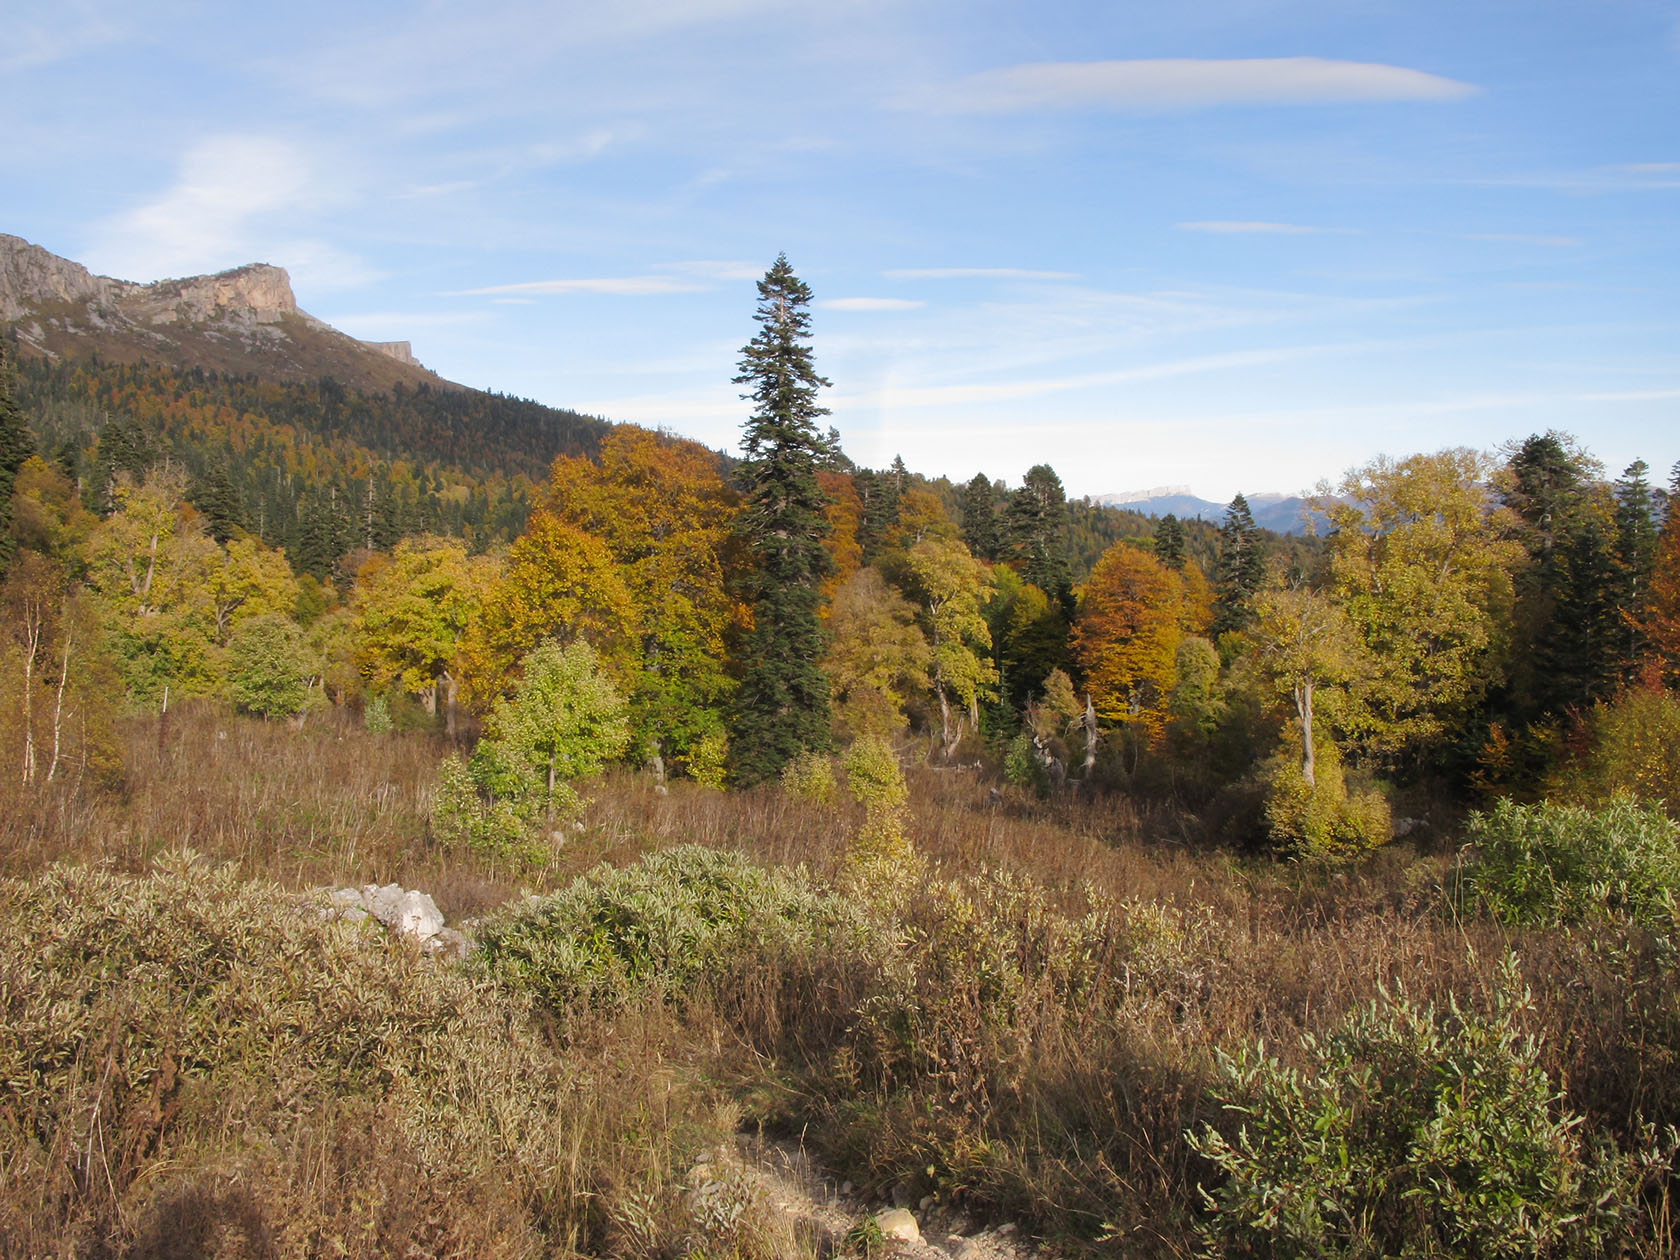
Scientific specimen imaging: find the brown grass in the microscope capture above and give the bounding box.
[3,712,1677,1258]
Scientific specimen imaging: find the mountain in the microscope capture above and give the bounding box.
[1094,487,1320,535]
[0,233,451,396]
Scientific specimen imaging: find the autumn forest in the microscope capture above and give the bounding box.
[5,258,1680,1258]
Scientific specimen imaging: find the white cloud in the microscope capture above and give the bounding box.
[1177,220,1350,235]
[914,57,1476,114]
[819,297,926,311]
[453,276,710,296]
[83,134,375,293]
[1462,233,1580,247]
[883,267,1078,281]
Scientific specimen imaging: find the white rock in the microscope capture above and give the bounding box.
[363,883,406,927]
[392,890,444,941]
[875,1209,920,1245]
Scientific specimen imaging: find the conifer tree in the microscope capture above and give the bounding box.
[959,472,1001,561]
[1612,459,1659,677]
[1211,494,1264,637]
[1154,512,1187,571]
[728,255,835,785]
[0,341,37,568]
[1006,464,1071,603]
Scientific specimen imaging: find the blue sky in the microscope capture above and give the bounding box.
[6,0,1678,500]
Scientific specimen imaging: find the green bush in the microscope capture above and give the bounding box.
[1460,795,1680,928]
[362,690,393,733]
[1262,741,1390,863]
[225,613,310,719]
[474,845,860,1013]
[430,749,547,861]
[1190,958,1666,1259]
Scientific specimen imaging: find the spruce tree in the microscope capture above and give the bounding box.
[728,255,835,785]
[959,472,1000,561]
[1154,512,1187,571]
[1212,494,1264,636]
[1612,459,1659,676]
[1006,463,1071,603]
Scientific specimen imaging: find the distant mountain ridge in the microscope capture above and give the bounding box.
[1094,487,1320,535]
[0,233,450,396]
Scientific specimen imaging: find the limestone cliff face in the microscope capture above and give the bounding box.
[0,233,133,320]
[0,233,442,390]
[135,263,300,326]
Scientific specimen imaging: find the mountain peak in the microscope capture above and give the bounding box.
[0,233,445,394]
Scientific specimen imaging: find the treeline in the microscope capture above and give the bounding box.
[11,355,620,575]
[5,317,1678,861]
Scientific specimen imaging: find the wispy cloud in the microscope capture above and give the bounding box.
[1462,232,1581,247]
[819,297,926,311]
[3,6,129,72]
[660,259,767,282]
[883,267,1078,281]
[452,275,709,296]
[907,57,1476,114]
[1178,220,1353,235]
[83,134,376,293]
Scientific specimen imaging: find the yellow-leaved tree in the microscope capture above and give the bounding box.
[1318,449,1522,767]
[355,536,497,736]
[898,537,997,759]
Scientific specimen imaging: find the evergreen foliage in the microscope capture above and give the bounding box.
[1211,493,1265,637]
[1153,512,1186,570]
[728,255,835,784]
[958,472,1002,561]
[1005,464,1072,603]
[0,342,37,568]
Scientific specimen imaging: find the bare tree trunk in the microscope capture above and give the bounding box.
[1295,677,1315,788]
[1080,695,1099,776]
[47,631,71,783]
[441,672,458,739]
[20,601,40,785]
[936,682,956,760]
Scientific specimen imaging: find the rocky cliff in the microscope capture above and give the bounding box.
[0,233,446,394]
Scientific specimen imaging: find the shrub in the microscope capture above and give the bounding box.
[0,858,558,1255]
[225,613,310,719]
[1262,741,1390,863]
[362,690,393,733]
[1551,686,1680,817]
[474,845,860,1014]
[780,749,837,804]
[683,728,729,789]
[1190,958,1666,1259]
[430,749,545,861]
[1459,795,1680,928]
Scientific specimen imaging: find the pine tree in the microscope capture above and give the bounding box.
[728,255,835,785]
[1212,494,1264,637]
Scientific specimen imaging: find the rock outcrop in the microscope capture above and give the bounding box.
[313,881,469,960]
[0,232,444,391]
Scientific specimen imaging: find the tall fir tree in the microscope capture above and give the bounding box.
[728,255,835,785]
[1154,512,1187,571]
[1005,463,1071,605]
[958,472,1001,562]
[1211,494,1264,637]
[1612,459,1660,678]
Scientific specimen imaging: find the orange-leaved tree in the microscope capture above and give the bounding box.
[1071,542,1182,738]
